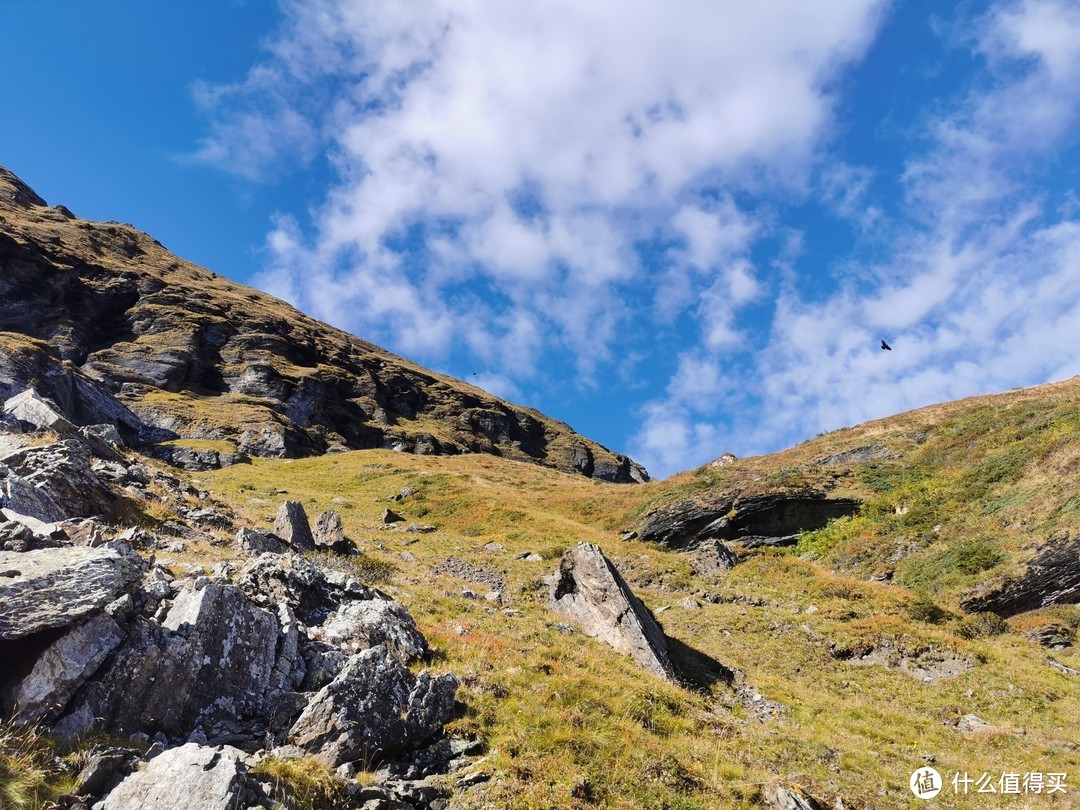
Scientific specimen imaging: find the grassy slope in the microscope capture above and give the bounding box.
[198,376,1080,810]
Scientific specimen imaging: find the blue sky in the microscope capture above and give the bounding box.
[2,1,1078,478]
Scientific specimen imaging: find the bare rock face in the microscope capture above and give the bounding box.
[288,644,458,766]
[274,500,315,551]
[961,533,1080,617]
[639,490,860,551]
[238,554,430,665]
[0,547,138,640]
[10,611,126,723]
[549,543,674,681]
[97,743,252,810]
[0,440,119,522]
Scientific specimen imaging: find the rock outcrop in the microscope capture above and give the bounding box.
[0,546,138,640]
[288,645,458,766]
[549,543,675,681]
[639,490,860,551]
[96,743,253,810]
[0,166,647,482]
[961,533,1080,617]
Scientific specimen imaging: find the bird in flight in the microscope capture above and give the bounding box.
[880,340,892,351]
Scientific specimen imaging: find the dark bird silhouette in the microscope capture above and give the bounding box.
[880,340,892,351]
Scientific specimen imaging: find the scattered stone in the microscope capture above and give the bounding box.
[288,645,458,766]
[0,546,138,640]
[274,501,316,551]
[619,530,638,542]
[393,487,418,502]
[235,527,288,556]
[405,523,436,533]
[383,508,405,524]
[313,509,353,553]
[483,542,506,552]
[956,714,993,733]
[549,543,675,681]
[1048,657,1079,676]
[691,538,738,575]
[766,782,826,810]
[677,597,701,611]
[97,743,251,810]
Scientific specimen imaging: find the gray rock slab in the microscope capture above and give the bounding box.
[0,547,138,640]
[95,743,249,810]
[11,611,126,722]
[288,645,458,766]
[274,500,315,551]
[549,542,674,681]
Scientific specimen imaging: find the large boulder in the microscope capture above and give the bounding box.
[56,584,292,741]
[162,584,284,729]
[274,500,315,551]
[549,543,674,681]
[313,509,351,552]
[0,440,120,522]
[238,554,429,664]
[9,610,126,723]
[3,389,77,435]
[96,743,252,810]
[0,547,138,640]
[288,644,458,766]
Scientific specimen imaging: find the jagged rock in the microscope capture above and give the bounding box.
[81,424,125,448]
[313,509,352,552]
[161,584,282,728]
[691,538,739,575]
[148,443,249,471]
[961,533,1080,617]
[235,527,288,555]
[0,440,120,522]
[0,547,138,640]
[274,500,316,551]
[54,618,199,739]
[10,611,127,723]
[766,782,825,810]
[74,745,140,798]
[96,743,252,810]
[639,490,860,551]
[814,443,898,465]
[549,543,674,681]
[238,554,430,664]
[56,585,287,741]
[393,486,418,502]
[288,645,458,766]
[3,388,77,434]
[383,508,405,524]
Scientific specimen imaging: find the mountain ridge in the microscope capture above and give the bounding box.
[0,165,647,483]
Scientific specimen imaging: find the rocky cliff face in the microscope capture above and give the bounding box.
[0,166,647,483]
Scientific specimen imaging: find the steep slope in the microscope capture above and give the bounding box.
[632,376,1080,613]
[0,166,647,482]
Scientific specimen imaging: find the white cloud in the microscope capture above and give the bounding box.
[631,0,1080,477]
[197,0,885,389]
